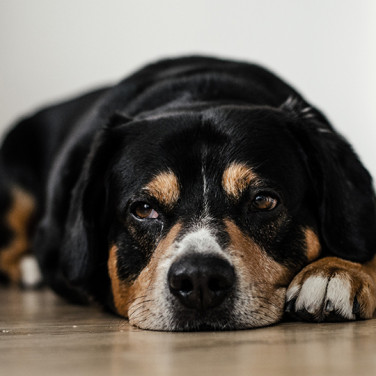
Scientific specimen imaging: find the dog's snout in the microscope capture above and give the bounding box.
[168,254,235,311]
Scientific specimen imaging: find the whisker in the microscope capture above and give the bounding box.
[128,300,155,316]
[129,307,151,319]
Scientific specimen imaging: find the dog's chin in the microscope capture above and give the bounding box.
[128,303,283,332]
[131,315,280,332]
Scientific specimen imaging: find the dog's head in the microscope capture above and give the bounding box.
[60,101,376,331]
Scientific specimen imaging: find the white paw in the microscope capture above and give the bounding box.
[286,274,355,321]
[20,256,42,288]
[285,257,376,322]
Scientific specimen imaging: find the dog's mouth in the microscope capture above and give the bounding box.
[163,292,239,332]
[165,318,235,332]
[126,266,288,332]
[128,287,286,332]
[111,222,293,331]
[126,258,242,331]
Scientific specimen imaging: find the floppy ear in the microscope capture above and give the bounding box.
[60,113,132,288]
[290,116,376,262]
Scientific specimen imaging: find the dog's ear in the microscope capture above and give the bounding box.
[60,113,132,287]
[289,114,376,262]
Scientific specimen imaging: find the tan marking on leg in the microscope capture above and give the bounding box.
[361,255,376,317]
[222,162,261,200]
[108,223,182,318]
[304,228,321,262]
[288,255,376,319]
[144,170,180,208]
[0,187,36,283]
[363,255,376,280]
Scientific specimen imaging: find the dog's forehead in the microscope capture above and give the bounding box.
[113,107,305,202]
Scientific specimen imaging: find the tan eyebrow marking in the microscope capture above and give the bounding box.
[144,170,180,208]
[222,162,261,199]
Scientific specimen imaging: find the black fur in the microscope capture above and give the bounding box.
[0,56,375,311]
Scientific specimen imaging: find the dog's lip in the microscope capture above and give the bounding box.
[172,322,234,332]
[167,294,236,322]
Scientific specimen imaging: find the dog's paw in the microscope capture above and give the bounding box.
[285,257,376,322]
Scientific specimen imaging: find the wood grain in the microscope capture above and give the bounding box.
[0,287,375,376]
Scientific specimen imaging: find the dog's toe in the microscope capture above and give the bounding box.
[285,257,376,322]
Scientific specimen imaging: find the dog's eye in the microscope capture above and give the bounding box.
[132,202,159,219]
[251,195,278,211]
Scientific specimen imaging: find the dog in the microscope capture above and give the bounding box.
[0,56,375,331]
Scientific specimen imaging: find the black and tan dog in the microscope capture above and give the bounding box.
[1,56,375,331]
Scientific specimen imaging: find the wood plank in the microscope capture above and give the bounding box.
[0,287,375,376]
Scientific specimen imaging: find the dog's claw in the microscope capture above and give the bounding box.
[352,297,360,315]
[284,299,295,313]
[325,299,334,312]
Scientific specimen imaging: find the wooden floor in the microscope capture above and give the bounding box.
[1,287,375,376]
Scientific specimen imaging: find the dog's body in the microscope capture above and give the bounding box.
[1,56,375,330]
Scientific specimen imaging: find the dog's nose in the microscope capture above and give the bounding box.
[168,254,235,311]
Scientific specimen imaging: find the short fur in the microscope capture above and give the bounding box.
[1,56,375,330]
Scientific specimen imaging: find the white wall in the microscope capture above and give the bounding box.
[1,0,375,178]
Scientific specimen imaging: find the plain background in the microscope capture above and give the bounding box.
[1,0,375,178]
